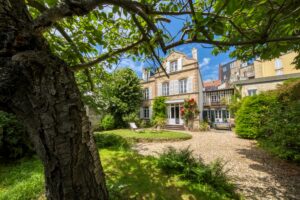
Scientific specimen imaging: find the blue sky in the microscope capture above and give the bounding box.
[113,15,234,82]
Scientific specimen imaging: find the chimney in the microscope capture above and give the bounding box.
[192,48,198,61]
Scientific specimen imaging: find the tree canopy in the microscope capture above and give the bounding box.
[26,0,300,92]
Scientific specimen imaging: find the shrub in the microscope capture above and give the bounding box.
[0,111,34,159]
[152,97,167,120]
[122,112,141,127]
[94,133,131,149]
[100,114,115,130]
[234,79,300,162]
[199,121,210,132]
[152,116,166,129]
[235,94,277,139]
[181,98,199,130]
[157,147,236,197]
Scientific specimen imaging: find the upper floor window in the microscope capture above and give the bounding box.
[211,95,218,102]
[179,79,187,94]
[170,60,178,72]
[274,59,283,70]
[241,62,248,67]
[223,67,227,72]
[248,89,257,96]
[162,82,169,96]
[143,88,149,100]
[230,63,234,69]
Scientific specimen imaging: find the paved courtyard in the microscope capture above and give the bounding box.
[134,130,300,200]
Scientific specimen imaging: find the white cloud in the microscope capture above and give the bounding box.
[199,57,211,68]
[108,58,144,77]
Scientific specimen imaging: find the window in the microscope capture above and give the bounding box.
[143,107,149,119]
[248,89,257,96]
[230,63,234,69]
[143,88,149,100]
[162,82,169,96]
[223,67,227,72]
[179,79,187,94]
[170,60,178,72]
[223,75,227,80]
[274,59,283,70]
[211,95,217,102]
[241,62,248,67]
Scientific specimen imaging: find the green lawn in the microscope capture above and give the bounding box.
[96,129,192,142]
[0,150,238,200]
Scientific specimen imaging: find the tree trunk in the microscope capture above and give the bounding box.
[0,0,108,199]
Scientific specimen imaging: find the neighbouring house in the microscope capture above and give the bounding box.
[254,51,300,78]
[140,48,204,130]
[203,80,234,123]
[234,73,300,97]
[234,52,300,97]
[219,60,255,86]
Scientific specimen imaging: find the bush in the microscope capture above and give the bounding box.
[152,97,167,120]
[235,94,277,139]
[234,79,300,162]
[94,133,131,150]
[122,112,141,127]
[100,114,115,130]
[152,116,166,129]
[199,121,210,132]
[157,147,236,198]
[0,111,34,159]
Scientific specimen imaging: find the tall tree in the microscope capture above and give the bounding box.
[0,0,299,199]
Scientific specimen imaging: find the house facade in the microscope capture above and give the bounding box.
[234,52,300,97]
[140,48,204,129]
[203,81,234,123]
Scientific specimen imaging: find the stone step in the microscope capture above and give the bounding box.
[164,125,185,130]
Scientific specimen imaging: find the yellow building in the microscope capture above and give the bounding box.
[254,52,300,78]
[140,48,204,130]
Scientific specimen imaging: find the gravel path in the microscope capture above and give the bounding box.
[134,130,300,200]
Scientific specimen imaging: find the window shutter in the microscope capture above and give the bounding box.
[187,77,193,92]
[174,80,179,94]
[149,88,152,99]
[178,58,183,71]
[157,83,162,96]
[140,107,143,118]
[166,61,170,73]
[169,81,174,95]
[149,106,152,119]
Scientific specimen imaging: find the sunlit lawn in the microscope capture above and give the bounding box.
[96,129,192,142]
[0,149,237,200]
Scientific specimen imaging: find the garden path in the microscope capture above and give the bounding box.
[135,130,300,200]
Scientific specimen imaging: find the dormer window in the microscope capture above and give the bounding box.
[143,70,151,81]
[170,60,178,72]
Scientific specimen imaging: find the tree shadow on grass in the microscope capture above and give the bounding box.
[236,146,300,200]
[100,150,238,200]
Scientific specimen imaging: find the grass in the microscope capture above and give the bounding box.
[96,129,192,142]
[0,157,44,200]
[0,129,239,200]
[0,149,239,200]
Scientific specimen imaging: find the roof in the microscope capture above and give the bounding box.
[233,73,300,85]
[203,80,221,88]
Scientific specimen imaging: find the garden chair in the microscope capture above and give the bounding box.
[129,122,144,132]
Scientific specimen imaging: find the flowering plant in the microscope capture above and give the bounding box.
[181,98,200,130]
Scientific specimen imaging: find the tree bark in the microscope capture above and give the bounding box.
[0,0,108,199]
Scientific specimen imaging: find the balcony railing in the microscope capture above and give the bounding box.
[204,101,229,106]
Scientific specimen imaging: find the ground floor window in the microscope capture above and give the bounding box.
[203,108,230,123]
[143,107,149,119]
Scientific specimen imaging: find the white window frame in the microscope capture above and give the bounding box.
[144,88,149,100]
[274,59,283,70]
[162,82,169,96]
[179,79,187,94]
[170,60,178,72]
[211,95,217,102]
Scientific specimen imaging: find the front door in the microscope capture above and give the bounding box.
[168,104,183,125]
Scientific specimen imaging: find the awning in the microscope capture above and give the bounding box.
[165,99,184,104]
